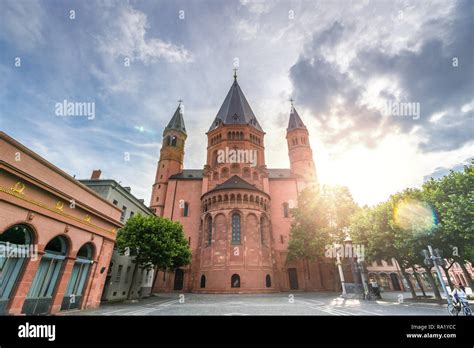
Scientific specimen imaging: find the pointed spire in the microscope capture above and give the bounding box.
[287,100,307,131]
[165,101,186,134]
[209,73,263,132]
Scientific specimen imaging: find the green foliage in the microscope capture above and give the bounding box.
[288,185,359,262]
[116,213,192,270]
[350,161,473,270]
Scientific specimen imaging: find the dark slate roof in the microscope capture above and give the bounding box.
[169,169,301,180]
[165,104,186,134]
[169,169,203,180]
[207,175,263,193]
[287,106,307,131]
[209,78,263,132]
[267,169,302,179]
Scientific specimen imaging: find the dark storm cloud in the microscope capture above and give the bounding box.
[290,0,474,152]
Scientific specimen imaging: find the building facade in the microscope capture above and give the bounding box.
[367,258,473,293]
[80,172,155,301]
[0,132,121,315]
[149,74,338,293]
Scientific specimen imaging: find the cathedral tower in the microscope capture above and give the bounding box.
[150,103,187,216]
[205,71,267,192]
[286,102,317,182]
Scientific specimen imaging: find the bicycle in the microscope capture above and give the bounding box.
[448,296,472,316]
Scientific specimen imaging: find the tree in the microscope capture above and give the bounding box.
[116,213,192,299]
[287,185,358,287]
[422,162,474,288]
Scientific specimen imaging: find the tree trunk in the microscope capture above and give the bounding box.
[425,269,442,300]
[412,266,426,297]
[151,265,160,295]
[441,265,454,290]
[302,259,308,291]
[127,258,140,300]
[458,259,473,288]
[400,268,417,299]
[306,259,311,280]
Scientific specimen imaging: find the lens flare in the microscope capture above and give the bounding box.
[393,198,438,235]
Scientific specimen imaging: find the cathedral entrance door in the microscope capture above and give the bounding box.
[173,269,184,290]
[288,268,299,290]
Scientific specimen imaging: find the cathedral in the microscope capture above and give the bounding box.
[150,73,338,293]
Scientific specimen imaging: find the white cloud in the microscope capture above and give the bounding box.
[96,4,192,64]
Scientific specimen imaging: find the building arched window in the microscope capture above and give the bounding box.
[183,202,189,217]
[200,275,206,288]
[266,274,271,288]
[231,213,241,244]
[207,216,212,246]
[231,274,240,288]
[283,202,290,218]
[0,225,34,314]
[170,136,177,146]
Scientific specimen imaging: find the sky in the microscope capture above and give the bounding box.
[0,0,472,206]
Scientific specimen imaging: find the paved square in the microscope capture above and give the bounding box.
[65,292,454,316]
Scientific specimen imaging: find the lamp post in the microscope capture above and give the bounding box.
[336,246,347,296]
[343,235,360,284]
[423,245,452,306]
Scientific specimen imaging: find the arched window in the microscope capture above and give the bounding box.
[266,274,271,288]
[213,172,219,181]
[252,172,258,180]
[231,213,241,244]
[207,216,212,246]
[61,243,94,311]
[283,202,290,218]
[231,274,240,288]
[0,224,33,314]
[170,136,177,147]
[183,202,189,217]
[23,235,69,314]
[200,275,206,288]
[221,168,229,178]
[242,167,250,178]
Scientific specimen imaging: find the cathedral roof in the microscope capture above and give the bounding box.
[209,75,263,132]
[169,169,203,179]
[207,175,264,194]
[287,105,307,131]
[268,168,303,179]
[168,169,303,180]
[165,104,186,134]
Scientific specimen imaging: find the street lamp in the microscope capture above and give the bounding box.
[336,245,347,296]
[423,245,452,306]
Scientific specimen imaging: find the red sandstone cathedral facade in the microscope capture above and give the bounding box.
[150,74,337,293]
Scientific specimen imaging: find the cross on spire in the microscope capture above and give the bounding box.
[290,98,294,112]
[233,67,238,80]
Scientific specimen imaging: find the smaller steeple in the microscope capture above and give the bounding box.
[165,101,186,134]
[287,99,307,131]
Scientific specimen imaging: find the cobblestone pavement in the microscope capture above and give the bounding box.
[63,292,465,316]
